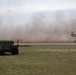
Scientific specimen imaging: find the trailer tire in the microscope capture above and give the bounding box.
[12,47,19,55]
[0,50,4,55]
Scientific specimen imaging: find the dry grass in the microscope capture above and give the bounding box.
[0,45,76,75]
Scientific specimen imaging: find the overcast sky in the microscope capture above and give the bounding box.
[0,0,76,14]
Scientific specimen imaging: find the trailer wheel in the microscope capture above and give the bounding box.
[12,47,19,55]
[0,50,4,55]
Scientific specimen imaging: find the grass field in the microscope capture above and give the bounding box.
[0,45,76,75]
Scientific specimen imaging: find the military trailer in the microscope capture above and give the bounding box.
[0,40,19,55]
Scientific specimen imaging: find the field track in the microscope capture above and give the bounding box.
[15,43,76,46]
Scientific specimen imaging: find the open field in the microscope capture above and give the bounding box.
[0,45,76,75]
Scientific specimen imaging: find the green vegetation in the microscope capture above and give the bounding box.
[0,45,76,75]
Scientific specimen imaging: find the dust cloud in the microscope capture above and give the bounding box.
[0,11,76,43]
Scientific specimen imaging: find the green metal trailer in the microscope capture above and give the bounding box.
[0,40,19,55]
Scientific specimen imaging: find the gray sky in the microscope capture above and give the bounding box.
[0,0,76,14]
